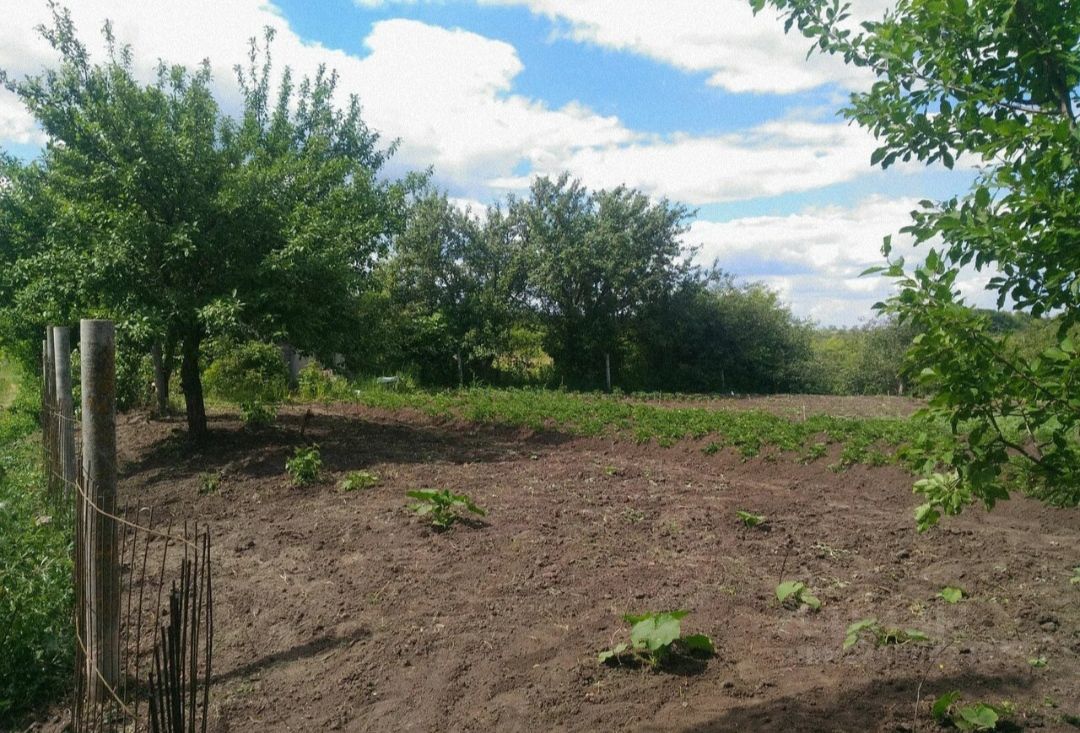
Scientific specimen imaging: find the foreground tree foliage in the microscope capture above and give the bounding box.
[755,0,1080,517]
[0,8,408,438]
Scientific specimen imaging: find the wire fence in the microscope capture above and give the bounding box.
[41,323,213,733]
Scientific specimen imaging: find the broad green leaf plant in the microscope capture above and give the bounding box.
[843,618,930,650]
[406,489,486,529]
[598,610,715,668]
[776,580,820,610]
[932,691,1011,731]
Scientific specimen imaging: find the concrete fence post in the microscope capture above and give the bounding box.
[80,319,119,705]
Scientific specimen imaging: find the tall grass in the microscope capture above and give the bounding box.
[0,363,73,724]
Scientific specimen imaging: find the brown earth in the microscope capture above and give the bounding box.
[105,400,1079,731]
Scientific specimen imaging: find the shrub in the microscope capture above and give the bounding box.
[286,444,322,486]
[296,362,353,402]
[204,341,288,424]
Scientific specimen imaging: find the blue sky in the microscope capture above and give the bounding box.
[0,0,986,325]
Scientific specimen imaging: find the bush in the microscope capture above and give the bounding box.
[286,444,322,486]
[204,341,289,424]
[296,362,353,402]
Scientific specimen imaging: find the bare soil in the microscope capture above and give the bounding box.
[109,399,1078,732]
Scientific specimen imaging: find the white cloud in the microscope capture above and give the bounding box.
[351,0,895,94]
[351,19,636,183]
[0,3,898,206]
[0,91,47,146]
[475,0,891,94]
[491,119,884,205]
[0,3,637,193]
[688,196,998,325]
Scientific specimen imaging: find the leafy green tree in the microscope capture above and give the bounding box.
[517,174,691,389]
[638,267,816,393]
[0,10,408,439]
[382,190,526,385]
[755,0,1080,518]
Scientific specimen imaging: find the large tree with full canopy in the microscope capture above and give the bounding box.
[0,6,410,439]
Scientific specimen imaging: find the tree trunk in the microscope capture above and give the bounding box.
[456,349,464,389]
[150,342,173,417]
[605,352,611,393]
[180,334,207,440]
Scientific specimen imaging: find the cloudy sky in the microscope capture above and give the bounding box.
[0,0,986,325]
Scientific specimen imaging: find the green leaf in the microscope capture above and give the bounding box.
[776,581,804,603]
[932,691,961,721]
[598,642,628,663]
[843,618,877,650]
[630,612,685,652]
[801,592,821,610]
[939,586,964,603]
[736,510,765,527]
[957,703,999,731]
[680,633,715,656]
[902,629,930,643]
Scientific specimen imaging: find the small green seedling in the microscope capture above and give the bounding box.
[702,442,720,456]
[1070,567,1080,586]
[286,444,322,486]
[1028,656,1048,668]
[843,618,930,650]
[939,586,964,604]
[406,489,486,529]
[776,580,820,610]
[932,692,1010,731]
[598,610,714,668]
[198,472,220,495]
[339,470,379,492]
[736,510,766,528]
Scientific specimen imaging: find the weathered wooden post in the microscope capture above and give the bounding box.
[52,326,77,502]
[80,319,119,705]
[605,352,612,393]
[45,329,59,496]
[280,343,301,390]
[41,339,48,462]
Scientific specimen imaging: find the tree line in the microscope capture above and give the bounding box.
[0,8,897,441]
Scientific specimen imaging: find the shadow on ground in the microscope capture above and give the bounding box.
[119,406,575,486]
[670,672,1034,733]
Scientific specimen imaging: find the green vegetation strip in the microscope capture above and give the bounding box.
[349,386,919,468]
[0,368,73,723]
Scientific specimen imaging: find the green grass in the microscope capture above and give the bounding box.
[346,385,927,468]
[0,365,73,725]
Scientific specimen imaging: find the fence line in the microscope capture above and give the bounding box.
[41,322,213,733]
